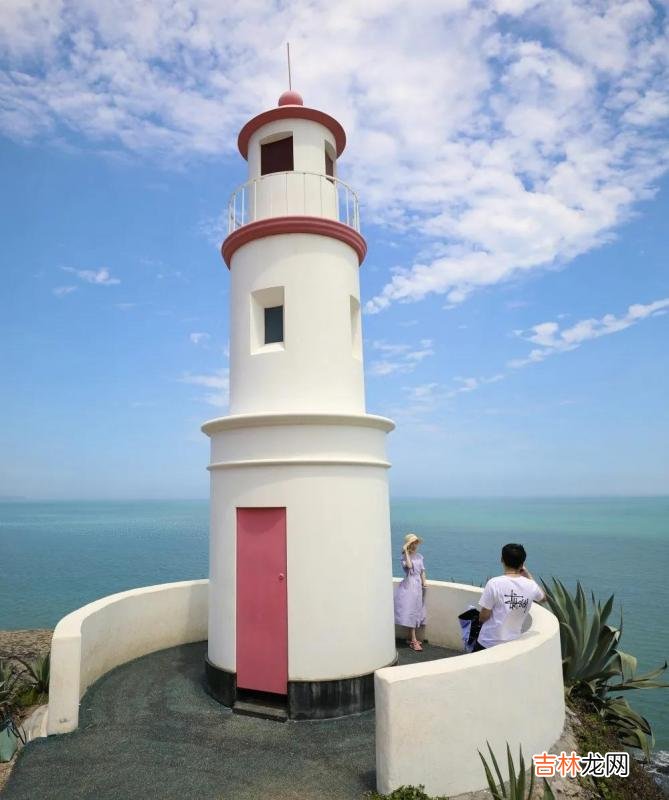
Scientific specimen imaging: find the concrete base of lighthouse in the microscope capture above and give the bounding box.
[205,656,398,720]
[203,412,396,720]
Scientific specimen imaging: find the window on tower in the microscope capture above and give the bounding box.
[325,143,335,183]
[264,305,284,344]
[261,136,294,175]
[251,286,285,354]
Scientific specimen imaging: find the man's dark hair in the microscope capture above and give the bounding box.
[502,543,526,569]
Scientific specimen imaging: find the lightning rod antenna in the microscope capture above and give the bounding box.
[287,42,292,91]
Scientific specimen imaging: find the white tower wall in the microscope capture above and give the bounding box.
[206,423,396,680]
[229,233,365,416]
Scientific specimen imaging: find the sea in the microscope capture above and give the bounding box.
[1,497,667,765]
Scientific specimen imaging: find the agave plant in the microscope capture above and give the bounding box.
[0,659,19,710]
[15,653,50,705]
[0,659,25,749]
[478,742,555,799]
[542,578,668,758]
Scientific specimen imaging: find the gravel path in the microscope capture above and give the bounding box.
[2,640,456,800]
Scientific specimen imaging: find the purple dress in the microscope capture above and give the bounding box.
[394,551,426,628]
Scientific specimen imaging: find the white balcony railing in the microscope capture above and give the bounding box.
[227,171,361,234]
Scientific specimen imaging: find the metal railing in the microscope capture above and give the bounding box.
[227,171,361,234]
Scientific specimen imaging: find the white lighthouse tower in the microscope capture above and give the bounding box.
[203,89,396,719]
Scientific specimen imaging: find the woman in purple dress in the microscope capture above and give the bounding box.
[394,532,427,651]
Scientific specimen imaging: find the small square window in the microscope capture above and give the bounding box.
[251,287,284,353]
[264,305,284,344]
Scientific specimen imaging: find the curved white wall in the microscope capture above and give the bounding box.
[46,574,565,797]
[47,580,208,735]
[376,580,565,797]
[228,233,365,416]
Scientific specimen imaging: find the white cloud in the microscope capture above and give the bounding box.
[199,212,228,247]
[445,373,505,398]
[189,332,210,345]
[52,285,77,297]
[179,368,229,408]
[369,338,434,376]
[405,383,440,403]
[381,297,668,411]
[0,0,64,60]
[1,2,667,313]
[526,321,560,348]
[508,297,669,368]
[62,267,120,285]
[381,382,443,428]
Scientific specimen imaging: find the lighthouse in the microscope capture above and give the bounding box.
[203,90,396,719]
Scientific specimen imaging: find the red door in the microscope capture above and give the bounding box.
[236,507,288,695]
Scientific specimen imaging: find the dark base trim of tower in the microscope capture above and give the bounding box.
[288,673,375,720]
[204,655,398,720]
[204,656,236,707]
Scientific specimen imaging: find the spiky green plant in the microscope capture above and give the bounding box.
[0,660,19,711]
[542,578,668,758]
[0,660,15,692]
[478,742,555,799]
[15,653,50,705]
[0,659,24,746]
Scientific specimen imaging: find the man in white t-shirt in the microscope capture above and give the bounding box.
[474,543,545,651]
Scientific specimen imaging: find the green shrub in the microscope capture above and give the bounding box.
[542,578,668,758]
[364,784,447,800]
[569,698,666,800]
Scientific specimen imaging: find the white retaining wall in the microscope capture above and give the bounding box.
[378,579,565,797]
[46,577,564,797]
[47,580,208,734]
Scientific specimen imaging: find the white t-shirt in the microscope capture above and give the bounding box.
[477,575,544,648]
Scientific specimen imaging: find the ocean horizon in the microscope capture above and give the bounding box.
[1,495,667,754]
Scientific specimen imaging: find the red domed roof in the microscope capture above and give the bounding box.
[278,90,304,106]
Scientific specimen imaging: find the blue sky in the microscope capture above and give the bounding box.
[1,0,668,499]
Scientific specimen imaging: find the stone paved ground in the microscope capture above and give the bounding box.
[2,640,456,800]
